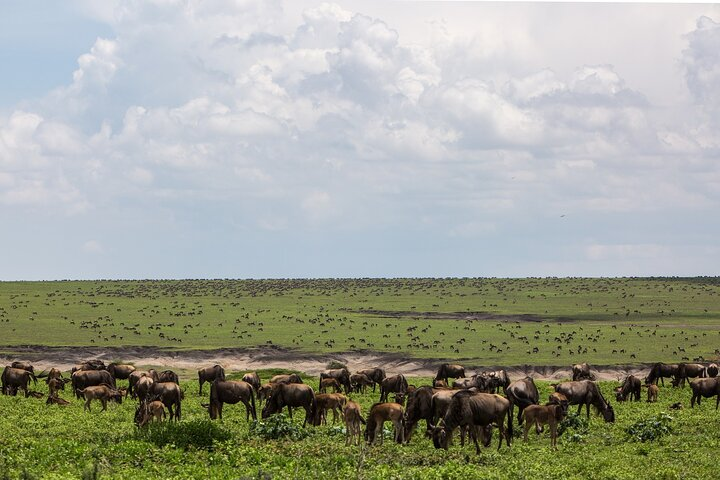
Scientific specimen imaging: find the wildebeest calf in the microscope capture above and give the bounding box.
[343,400,365,446]
[521,404,566,448]
[77,385,123,412]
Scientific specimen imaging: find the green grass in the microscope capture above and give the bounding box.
[2,278,720,364]
[0,373,718,479]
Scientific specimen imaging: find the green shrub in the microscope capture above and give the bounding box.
[558,412,589,436]
[626,412,673,442]
[134,419,231,451]
[249,414,309,441]
[325,361,347,370]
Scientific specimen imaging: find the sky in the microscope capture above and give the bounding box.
[1,0,720,280]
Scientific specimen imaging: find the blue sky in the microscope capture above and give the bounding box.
[1,1,720,280]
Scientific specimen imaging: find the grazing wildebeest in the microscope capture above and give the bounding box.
[480,370,510,393]
[357,368,386,393]
[643,384,659,403]
[572,363,594,381]
[343,400,365,446]
[379,374,408,402]
[135,400,166,427]
[128,369,158,398]
[689,377,720,409]
[10,362,35,374]
[135,376,155,402]
[47,377,65,398]
[521,403,565,448]
[365,403,405,445]
[37,367,64,384]
[350,373,374,393]
[2,366,36,397]
[707,363,719,378]
[269,373,303,385]
[615,375,641,402]
[548,392,569,415]
[505,377,540,425]
[553,381,614,422]
[433,379,448,388]
[673,363,707,388]
[257,383,273,404]
[77,385,123,412]
[107,364,136,380]
[242,372,261,392]
[403,386,445,442]
[261,383,316,427]
[434,364,465,385]
[71,370,115,398]
[431,391,512,454]
[198,365,225,395]
[313,393,347,425]
[150,382,183,420]
[645,363,679,386]
[320,378,342,394]
[157,370,179,384]
[204,379,256,421]
[320,368,351,393]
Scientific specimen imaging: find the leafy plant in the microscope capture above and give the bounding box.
[134,419,231,450]
[249,414,310,441]
[626,412,673,442]
[557,412,589,436]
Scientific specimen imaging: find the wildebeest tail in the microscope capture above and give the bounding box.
[250,387,257,420]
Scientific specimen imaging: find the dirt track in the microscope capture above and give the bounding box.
[0,345,652,381]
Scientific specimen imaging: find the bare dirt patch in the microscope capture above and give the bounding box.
[352,310,575,323]
[0,345,650,381]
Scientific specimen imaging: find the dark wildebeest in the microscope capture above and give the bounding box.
[707,363,719,378]
[10,361,35,374]
[431,391,512,454]
[77,385,123,411]
[269,373,303,385]
[379,374,408,402]
[645,363,679,386]
[521,403,566,449]
[150,382,183,420]
[350,373,374,393]
[261,383,316,427]
[673,363,706,388]
[320,368,351,393]
[71,370,115,398]
[505,377,540,425]
[553,381,614,422]
[434,364,465,385]
[572,363,594,381]
[204,379,256,421]
[452,376,479,389]
[107,364,136,380]
[72,360,106,373]
[357,368,386,393]
[242,372,261,392]
[37,367,64,384]
[2,366,37,397]
[615,375,641,402]
[157,370,179,384]
[128,369,158,398]
[689,377,720,409]
[198,365,225,395]
[403,386,446,442]
[480,370,510,394]
[365,402,405,445]
[135,376,155,402]
[320,378,342,394]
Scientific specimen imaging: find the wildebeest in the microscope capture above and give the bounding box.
[505,377,540,425]
[107,364,136,380]
[479,370,510,393]
[365,402,405,445]
[269,373,303,385]
[521,403,565,448]
[257,383,273,404]
[350,373,374,393]
[403,386,444,442]
[645,363,679,386]
[356,368,386,392]
[198,365,225,395]
[135,400,166,427]
[343,400,365,446]
[572,363,594,381]
[71,370,115,398]
[706,363,719,378]
[157,370,179,384]
[149,382,183,420]
[204,379,256,421]
[2,366,37,397]
[261,383,316,427]
[313,393,347,425]
[77,385,123,412]
[10,361,35,374]
[548,392,569,415]
[47,377,66,398]
[320,368,351,393]
[72,360,106,373]
[37,367,64,384]
[135,376,155,402]
[643,384,659,403]
[431,390,512,454]
[452,376,479,389]
[673,363,707,388]
[128,369,158,398]
[319,378,342,394]
[242,372,261,392]
[435,364,465,385]
[615,375,641,402]
[379,374,408,402]
[433,379,448,388]
[689,377,720,409]
[553,381,614,422]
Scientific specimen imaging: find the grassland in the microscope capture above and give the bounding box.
[2,277,720,365]
[0,371,718,479]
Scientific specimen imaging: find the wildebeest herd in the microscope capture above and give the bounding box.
[2,359,720,451]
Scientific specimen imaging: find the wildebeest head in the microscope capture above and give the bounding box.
[431,423,449,450]
[602,403,615,423]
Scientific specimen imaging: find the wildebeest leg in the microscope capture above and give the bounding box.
[288,406,293,419]
[101,399,107,411]
[550,421,557,449]
[576,403,583,416]
[523,421,531,442]
[716,394,720,410]
[85,399,91,411]
[176,402,182,421]
[585,402,591,418]
[217,402,223,420]
[199,379,204,396]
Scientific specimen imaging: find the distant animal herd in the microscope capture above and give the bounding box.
[2,359,720,451]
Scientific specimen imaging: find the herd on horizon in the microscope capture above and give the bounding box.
[2,359,720,451]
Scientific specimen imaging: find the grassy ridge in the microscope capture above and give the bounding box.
[1,278,720,364]
[0,372,718,479]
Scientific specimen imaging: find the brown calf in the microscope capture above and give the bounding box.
[77,385,123,412]
[314,393,347,425]
[521,404,565,448]
[343,400,365,446]
[365,402,405,445]
[319,378,342,394]
[644,384,659,403]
